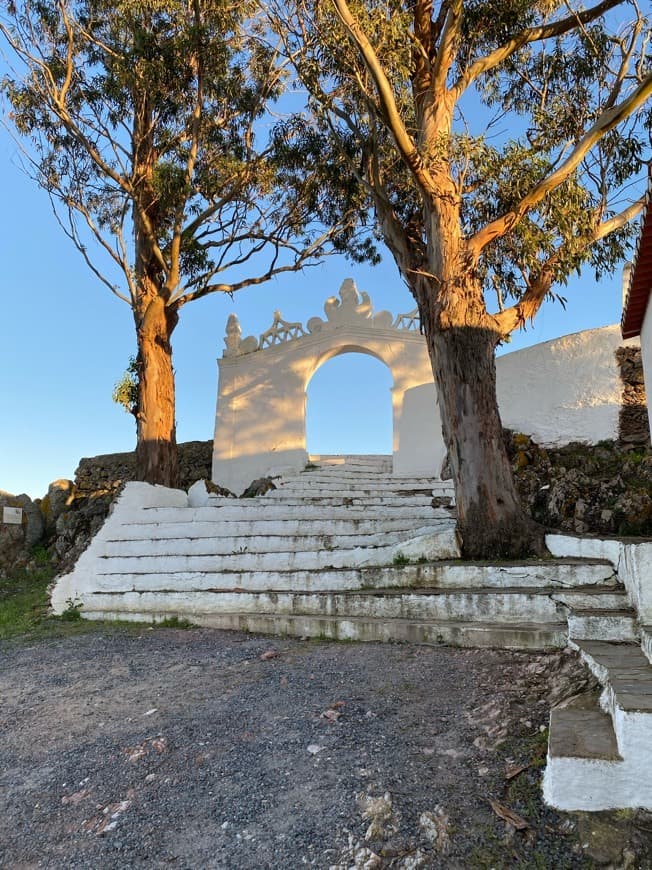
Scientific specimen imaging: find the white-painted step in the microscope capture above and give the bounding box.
[544,640,652,810]
[82,586,629,626]
[80,608,569,651]
[83,560,618,595]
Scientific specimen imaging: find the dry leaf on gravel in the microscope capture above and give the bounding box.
[488,798,529,831]
[61,788,91,806]
[321,708,342,723]
[124,736,167,762]
[505,762,530,781]
[419,807,451,853]
[260,649,279,660]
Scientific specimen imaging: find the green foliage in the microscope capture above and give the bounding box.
[0,564,54,639]
[272,0,650,317]
[60,598,83,621]
[392,551,409,566]
[0,0,356,311]
[0,560,140,641]
[156,615,194,629]
[112,356,138,418]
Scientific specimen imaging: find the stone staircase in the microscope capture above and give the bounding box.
[50,456,652,809]
[542,536,652,810]
[52,455,636,652]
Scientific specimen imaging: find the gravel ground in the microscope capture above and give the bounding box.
[2,627,652,869]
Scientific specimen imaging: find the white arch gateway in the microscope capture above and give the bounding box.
[212,279,444,493]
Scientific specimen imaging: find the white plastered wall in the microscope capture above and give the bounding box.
[395,325,636,478]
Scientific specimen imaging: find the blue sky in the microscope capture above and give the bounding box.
[0,119,630,500]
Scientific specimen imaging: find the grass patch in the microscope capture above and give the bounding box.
[0,556,138,642]
[156,616,195,629]
[0,563,56,640]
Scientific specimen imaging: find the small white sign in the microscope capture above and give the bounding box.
[2,506,23,525]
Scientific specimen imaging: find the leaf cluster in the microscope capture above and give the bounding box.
[271,0,650,313]
[1,0,358,308]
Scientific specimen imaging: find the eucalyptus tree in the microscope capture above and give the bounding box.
[1,0,365,486]
[271,0,652,557]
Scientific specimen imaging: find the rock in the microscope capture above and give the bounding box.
[0,490,28,578]
[188,479,235,506]
[0,490,47,576]
[43,479,76,533]
[506,431,652,537]
[14,493,45,549]
[240,477,277,498]
[53,489,118,570]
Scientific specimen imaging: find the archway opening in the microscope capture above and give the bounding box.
[306,351,393,456]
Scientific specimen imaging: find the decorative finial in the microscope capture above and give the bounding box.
[224,313,242,356]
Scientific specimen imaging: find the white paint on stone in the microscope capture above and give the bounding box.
[545,534,623,567]
[619,541,652,624]
[187,479,212,508]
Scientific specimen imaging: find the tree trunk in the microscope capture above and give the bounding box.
[134,295,180,488]
[422,311,545,559]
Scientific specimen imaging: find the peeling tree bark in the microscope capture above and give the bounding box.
[424,315,545,558]
[134,294,180,488]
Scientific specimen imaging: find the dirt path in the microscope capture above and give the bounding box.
[1,627,650,868]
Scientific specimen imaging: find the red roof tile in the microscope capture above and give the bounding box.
[622,170,652,339]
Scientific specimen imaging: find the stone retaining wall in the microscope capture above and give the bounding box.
[74,440,212,493]
[617,345,650,446]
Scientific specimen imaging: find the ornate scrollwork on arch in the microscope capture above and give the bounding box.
[221,279,422,357]
[259,310,308,349]
[393,308,421,331]
[307,279,394,333]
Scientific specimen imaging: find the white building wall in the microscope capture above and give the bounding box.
[394,325,637,477]
[641,303,652,430]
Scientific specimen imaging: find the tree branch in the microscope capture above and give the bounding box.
[493,195,645,335]
[451,0,625,99]
[330,0,439,202]
[468,71,652,259]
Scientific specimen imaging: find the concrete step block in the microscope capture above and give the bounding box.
[544,644,652,810]
[568,611,639,643]
[254,495,439,508]
[79,604,568,651]
[101,526,438,558]
[83,560,621,596]
[124,503,445,524]
[105,516,453,542]
[84,585,589,625]
[283,472,448,485]
[546,534,622,568]
[271,482,446,495]
[543,692,627,811]
[97,529,460,574]
[641,625,652,665]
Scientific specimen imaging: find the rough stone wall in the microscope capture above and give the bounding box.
[617,346,650,447]
[74,440,213,493]
[508,432,652,537]
[0,491,44,577]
